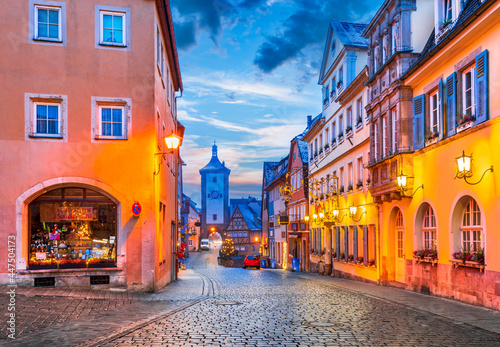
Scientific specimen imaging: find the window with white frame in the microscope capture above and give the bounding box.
[373,119,379,161]
[332,121,336,142]
[319,134,323,152]
[92,97,131,140]
[34,102,60,136]
[339,114,344,136]
[314,139,318,155]
[339,166,344,189]
[462,65,475,117]
[357,157,364,185]
[331,77,336,97]
[309,144,313,159]
[382,114,388,157]
[461,198,483,253]
[430,90,439,134]
[356,98,363,126]
[26,93,67,140]
[157,27,164,76]
[100,11,125,45]
[392,21,397,53]
[346,107,353,131]
[339,66,343,85]
[325,127,329,146]
[35,5,61,41]
[347,162,353,191]
[444,0,453,21]
[391,107,398,153]
[422,206,437,249]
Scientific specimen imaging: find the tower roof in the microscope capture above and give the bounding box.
[199,141,231,174]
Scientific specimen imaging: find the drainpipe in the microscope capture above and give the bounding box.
[377,203,382,285]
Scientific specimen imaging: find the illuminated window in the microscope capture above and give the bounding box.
[422,206,437,249]
[461,198,483,252]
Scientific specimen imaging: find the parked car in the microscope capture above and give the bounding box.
[243,255,260,269]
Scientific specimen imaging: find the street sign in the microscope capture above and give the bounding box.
[132,202,141,216]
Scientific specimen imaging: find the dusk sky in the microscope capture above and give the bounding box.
[171,0,383,206]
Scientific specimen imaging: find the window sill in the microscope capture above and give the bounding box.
[337,136,344,144]
[33,38,63,43]
[99,42,127,48]
[29,134,63,139]
[456,121,474,133]
[449,259,485,272]
[425,138,438,147]
[95,135,127,140]
[414,256,438,266]
[355,123,363,131]
[346,130,353,138]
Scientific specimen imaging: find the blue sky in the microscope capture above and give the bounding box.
[172,0,382,205]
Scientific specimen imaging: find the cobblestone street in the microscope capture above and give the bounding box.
[3,248,500,346]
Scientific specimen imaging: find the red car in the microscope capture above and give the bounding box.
[243,255,260,269]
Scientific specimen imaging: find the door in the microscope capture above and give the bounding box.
[303,240,307,272]
[395,210,405,283]
[297,240,301,272]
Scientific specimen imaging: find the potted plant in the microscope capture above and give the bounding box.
[340,252,345,260]
[413,248,438,265]
[347,254,354,262]
[439,17,452,31]
[338,132,344,140]
[323,98,329,106]
[346,125,353,134]
[367,259,375,267]
[356,256,364,264]
[347,182,353,192]
[339,185,345,194]
[356,179,363,189]
[330,90,336,99]
[332,251,337,259]
[324,143,329,150]
[451,249,485,271]
[331,138,336,146]
[425,130,439,145]
[319,148,323,155]
[337,81,343,90]
[366,176,371,187]
[457,112,476,132]
[356,116,363,127]
[314,151,318,157]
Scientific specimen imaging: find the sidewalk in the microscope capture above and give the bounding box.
[0,267,205,346]
[271,268,500,335]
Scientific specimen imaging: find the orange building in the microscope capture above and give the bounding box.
[0,0,183,291]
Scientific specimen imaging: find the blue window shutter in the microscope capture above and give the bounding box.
[353,226,358,263]
[438,79,445,140]
[412,94,425,149]
[344,226,349,261]
[446,72,457,137]
[336,227,340,260]
[363,225,368,266]
[475,50,488,124]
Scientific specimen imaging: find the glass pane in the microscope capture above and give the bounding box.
[101,108,111,122]
[38,9,48,23]
[48,106,58,120]
[49,24,59,39]
[37,105,47,119]
[86,189,106,199]
[102,123,111,136]
[47,120,58,134]
[38,24,48,38]
[112,109,122,123]
[465,72,471,90]
[37,119,47,134]
[112,123,122,136]
[466,91,472,109]
[114,30,123,44]
[113,15,123,30]
[103,15,112,29]
[103,29,113,42]
[48,10,59,24]
[39,189,63,199]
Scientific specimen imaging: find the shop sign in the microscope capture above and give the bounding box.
[56,207,95,221]
[36,252,47,260]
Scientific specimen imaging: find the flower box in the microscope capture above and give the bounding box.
[450,258,485,272]
[457,121,473,133]
[414,255,438,266]
[425,137,438,147]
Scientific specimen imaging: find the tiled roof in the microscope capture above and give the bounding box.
[331,21,369,48]
[297,138,309,164]
[263,161,278,187]
[229,198,262,231]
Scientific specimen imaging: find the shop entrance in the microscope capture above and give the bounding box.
[28,187,117,270]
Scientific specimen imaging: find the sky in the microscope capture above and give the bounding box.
[171,0,383,206]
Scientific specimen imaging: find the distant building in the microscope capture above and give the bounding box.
[225,197,262,257]
[181,194,201,252]
[199,142,230,242]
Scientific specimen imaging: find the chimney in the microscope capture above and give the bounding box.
[307,115,312,127]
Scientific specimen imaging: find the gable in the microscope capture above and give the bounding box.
[319,25,345,85]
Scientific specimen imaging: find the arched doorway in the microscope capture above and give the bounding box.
[208,227,222,248]
[390,207,405,283]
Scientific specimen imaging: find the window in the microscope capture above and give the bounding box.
[392,21,398,53]
[213,214,217,221]
[92,97,131,140]
[331,77,336,97]
[346,107,353,130]
[26,93,67,140]
[462,65,475,117]
[391,107,398,153]
[189,240,193,246]
[95,6,130,50]
[356,98,363,126]
[30,1,66,45]
[309,144,313,159]
[382,114,388,157]
[422,206,437,249]
[213,176,217,183]
[99,106,124,137]
[357,157,364,184]
[100,11,125,45]
[430,90,439,134]
[319,134,323,151]
[325,127,329,146]
[314,139,318,155]
[444,0,453,21]
[461,199,483,252]
[157,28,164,76]
[339,166,344,189]
[396,210,404,258]
[347,162,353,191]
[373,120,379,161]
[332,121,336,142]
[339,114,344,136]
[339,66,344,85]
[35,5,61,41]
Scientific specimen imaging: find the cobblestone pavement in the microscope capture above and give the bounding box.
[95,250,500,347]
[3,249,500,346]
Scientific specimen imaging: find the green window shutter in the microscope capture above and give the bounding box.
[475,50,488,124]
[438,79,445,140]
[446,72,457,137]
[412,94,425,149]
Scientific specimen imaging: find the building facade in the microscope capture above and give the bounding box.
[181,194,200,253]
[199,142,230,242]
[0,0,183,291]
[226,197,262,257]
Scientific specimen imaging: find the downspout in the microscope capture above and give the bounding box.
[377,203,382,285]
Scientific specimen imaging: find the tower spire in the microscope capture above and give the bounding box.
[212,140,218,157]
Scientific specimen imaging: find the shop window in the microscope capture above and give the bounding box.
[28,187,117,270]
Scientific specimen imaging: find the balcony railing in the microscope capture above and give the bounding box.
[368,146,412,167]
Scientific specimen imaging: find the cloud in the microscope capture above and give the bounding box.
[253,0,381,73]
